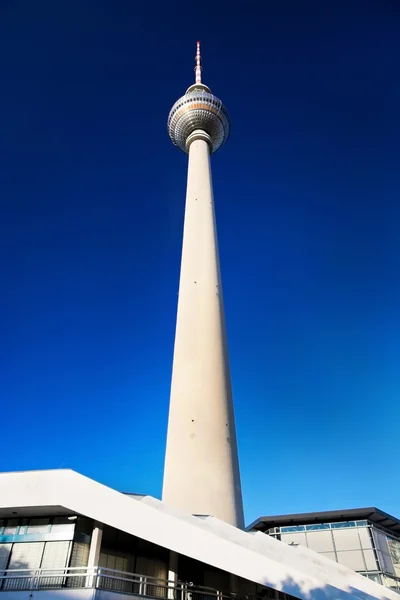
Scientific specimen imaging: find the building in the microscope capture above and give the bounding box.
[163,41,243,528]
[1,469,400,600]
[247,508,400,594]
[0,43,397,600]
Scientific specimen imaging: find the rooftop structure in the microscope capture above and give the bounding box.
[247,508,400,594]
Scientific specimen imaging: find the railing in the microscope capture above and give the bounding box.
[0,566,253,600]
[0,566,89,592]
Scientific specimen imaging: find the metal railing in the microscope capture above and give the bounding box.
[0,566,255,600]
[0,566,89,592]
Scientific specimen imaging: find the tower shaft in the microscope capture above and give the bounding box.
[162,135,244,528]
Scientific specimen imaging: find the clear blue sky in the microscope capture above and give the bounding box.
[1,0,399,526]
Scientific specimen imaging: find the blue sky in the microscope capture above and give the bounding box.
[1,0,399,525]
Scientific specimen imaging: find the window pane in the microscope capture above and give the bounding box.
[51,518,75,534]
[383,575,399,590]
[306,523,330,531]
[7,542,45,570]
[4,519,19,535]
[0,544,12,570]
[372,529,395,574]
[41,541,70,569]
[388,537,400,567]
[367,574,382,585]
[27,519,50,534]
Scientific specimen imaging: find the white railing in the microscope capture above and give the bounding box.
[0,566,90,592]
[0,566,249,600]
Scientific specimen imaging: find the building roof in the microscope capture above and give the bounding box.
[0,469,398,600]
[247,507,400,537]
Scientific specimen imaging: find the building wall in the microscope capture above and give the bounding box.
[0,515,262,600]
[5,470,400,600]
[388,536,400,578]
[268,520,400,592]
[0,516,75,589]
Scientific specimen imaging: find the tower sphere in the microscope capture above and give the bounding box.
[167,45,230,154]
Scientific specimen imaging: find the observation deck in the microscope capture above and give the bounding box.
[167,43,230,154]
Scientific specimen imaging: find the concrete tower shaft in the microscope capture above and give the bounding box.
[163,44,244,528]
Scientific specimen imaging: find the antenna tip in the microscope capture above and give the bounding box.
[194,41,202,84]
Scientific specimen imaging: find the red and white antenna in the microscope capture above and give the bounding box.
[195,41,202,84]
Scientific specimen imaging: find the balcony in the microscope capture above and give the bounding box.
[0,567,259,600]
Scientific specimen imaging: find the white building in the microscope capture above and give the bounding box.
[0,469,399,600]
[248,508,400,593]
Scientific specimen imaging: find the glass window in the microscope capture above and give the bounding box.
[19,518,28,532]
[356,520,368,526]
[0,544,11,570]
[306,523,330,531]
[366,573,382,585]
[331,521,356,529]
[41,541,71,571]
[387,536,400,579]
[281,526,305,533]
[371,528,394,574]
[387,537,400,565]
[5,541,45,575]
[27,518,50,534]
[51,517,75,534]
[383,574,399,590]
[4,519,19,535]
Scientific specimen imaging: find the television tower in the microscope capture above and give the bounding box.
[163,43,244,528]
